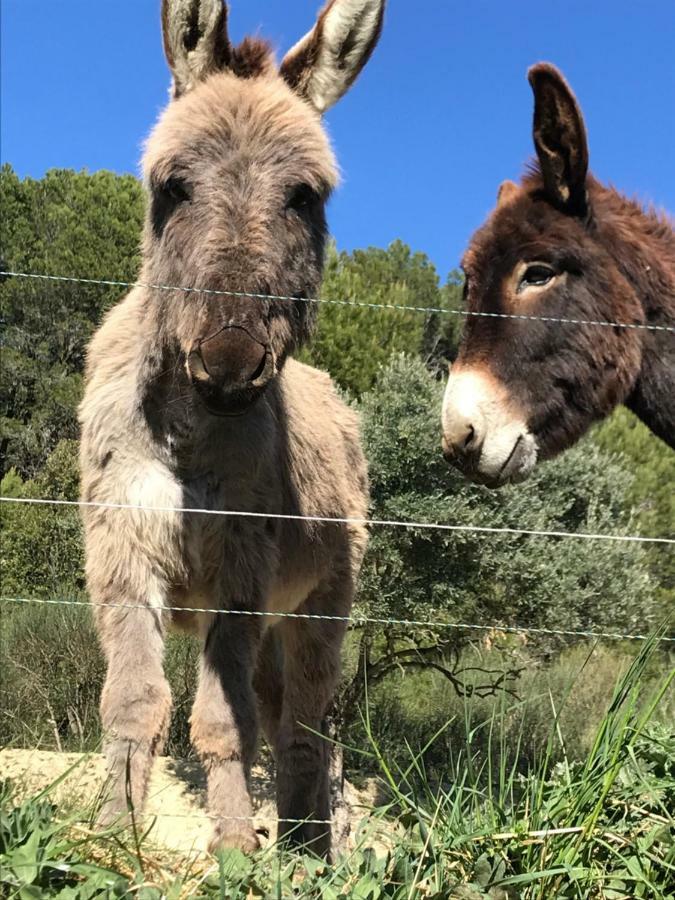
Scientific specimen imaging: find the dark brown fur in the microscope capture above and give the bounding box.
[444,64,674,485]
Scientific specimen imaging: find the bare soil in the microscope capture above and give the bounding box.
[0,748,381,858]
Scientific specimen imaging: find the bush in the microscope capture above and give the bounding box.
[343,641,675,785]
[357,356,655,641]
[0,598,202,757]
[0,602,103,751]
[337,356,660,738]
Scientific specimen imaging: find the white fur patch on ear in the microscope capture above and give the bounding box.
[281,0,385,114]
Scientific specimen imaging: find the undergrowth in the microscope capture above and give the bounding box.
[1,636,673,899]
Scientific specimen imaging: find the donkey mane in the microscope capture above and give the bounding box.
[523,161,675,252]
[228,37,275,79]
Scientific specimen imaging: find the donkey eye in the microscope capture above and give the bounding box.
[519,264,555,290]
[161,177,191,204]
[151,176,192,238]
[285,183,319,217]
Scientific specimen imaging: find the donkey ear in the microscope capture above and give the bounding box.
[280,0,385,114]
[161,0,232,97]
[528,63,589,214]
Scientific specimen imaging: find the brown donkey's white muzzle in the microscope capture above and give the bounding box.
[441,367,538,487]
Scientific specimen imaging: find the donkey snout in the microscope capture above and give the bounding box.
[442,412,485,466]
[186,325,274,415]
[190,326,272,388]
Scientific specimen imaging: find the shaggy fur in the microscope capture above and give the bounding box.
[443,63,674,485]
[78,0,384,858]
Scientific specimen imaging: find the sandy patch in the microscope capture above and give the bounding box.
[0,748,383,858]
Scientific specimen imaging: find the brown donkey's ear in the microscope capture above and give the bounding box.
[280,0,385,114]
[528,63,589,214]
[161,0,231,98]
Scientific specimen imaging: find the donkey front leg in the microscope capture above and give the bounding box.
[191,613,263,853]
[276,589,348,860]
[96,603,171,828]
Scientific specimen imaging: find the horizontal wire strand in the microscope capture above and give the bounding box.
[1,496,672,545]
[2,269,673,333]
[2,267,672,853]
[142,810,332,826]
[3,596,672,643]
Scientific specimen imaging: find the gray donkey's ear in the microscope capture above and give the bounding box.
[280,0,385,114]
[161,0,232,97]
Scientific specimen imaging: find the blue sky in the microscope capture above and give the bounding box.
[2,0,674,281]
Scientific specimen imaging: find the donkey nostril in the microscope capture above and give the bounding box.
[248,348,269,384]
[443,415,484,463]
[463,425,475,449]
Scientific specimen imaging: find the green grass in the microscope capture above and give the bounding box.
[1,635,673,899]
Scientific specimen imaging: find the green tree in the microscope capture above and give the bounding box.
[420,268,465,376]
[301,240,446,396]
[0,165,144,477]
[0,440,82,600]
[591,407,675,612]
[340,356,659,717]
[592,408,674,541]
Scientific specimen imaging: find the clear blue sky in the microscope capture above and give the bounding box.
[2,0,674,281]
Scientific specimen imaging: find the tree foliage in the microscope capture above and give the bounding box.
[0,167,671,758]
[300,240,464,396]
[1,165,144,476]
[591,408,674,611]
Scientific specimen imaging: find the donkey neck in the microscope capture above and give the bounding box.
[592,183,675,446]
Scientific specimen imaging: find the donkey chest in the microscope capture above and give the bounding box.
[125,457,273,578]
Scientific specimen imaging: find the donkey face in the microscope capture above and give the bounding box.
[143,0,384,416]
[441,64,643,487]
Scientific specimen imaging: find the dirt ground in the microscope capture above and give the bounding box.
[0,747,381,859]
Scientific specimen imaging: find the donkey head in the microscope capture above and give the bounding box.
[142,0,384,416]
[441,63,643,487]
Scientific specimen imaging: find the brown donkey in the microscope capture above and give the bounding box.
[442,63,674,488]
[78,0,385,857]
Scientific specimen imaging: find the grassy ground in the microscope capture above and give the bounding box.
[1,636,673,899]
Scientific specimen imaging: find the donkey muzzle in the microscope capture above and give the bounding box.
[186,325,274,416]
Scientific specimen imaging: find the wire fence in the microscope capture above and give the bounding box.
[2,267,674,855]
[3,269,675,332]
[2,495,672,545]
[3,595,672,643]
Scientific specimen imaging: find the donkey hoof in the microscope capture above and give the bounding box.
[208,824,261,855]
[95,804,131,831]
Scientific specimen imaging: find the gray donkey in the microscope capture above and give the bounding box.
[78,0,384,857]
